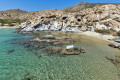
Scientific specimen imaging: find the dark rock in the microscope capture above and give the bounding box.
[74,47,80,51]
[23,77,31,80]
[106,56,120,67]
[6,49,15,54]
[61,46,86,55]
[80,47,86,53]
[22,73,35,80]
[108,39,114,41]
[115,40,120,43]
[108,44,120,48]
[37,55,42,58]
[53,41,63,46]
[118,47,120,50]
[43,47,63,56]
[24,43,30,48]
[44,46,86,56]
[33,52,42,59]
[61,48,81,55]
[106,56,114,62]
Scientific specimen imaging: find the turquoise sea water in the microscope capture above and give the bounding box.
[0,29,120,80]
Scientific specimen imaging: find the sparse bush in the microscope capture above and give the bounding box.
[95,29,112,34]
[7,21,14,26]
[0,19,26,26]
[117,31,120,36]
[75,22,79,25]
[0,19,5,26]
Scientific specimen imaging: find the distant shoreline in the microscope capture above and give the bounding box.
[0,26,19,29]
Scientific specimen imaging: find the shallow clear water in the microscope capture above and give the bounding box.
[0,29,120,80]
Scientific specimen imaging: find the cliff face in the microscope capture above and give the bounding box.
[77,4,120,31]
[21,4,120,32]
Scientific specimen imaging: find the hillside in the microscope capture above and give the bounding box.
[0,3,120,32]
[0,9,28,19]
[63,2,120,13]
[20,3,120,32]
[0,3,120,19]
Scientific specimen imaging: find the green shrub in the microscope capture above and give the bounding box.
[117,31,120,36]
[0,19,5,26]
[0,19,26,26]
[7,21,14,26]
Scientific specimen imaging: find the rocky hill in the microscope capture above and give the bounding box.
[0,9,28,19]
[20,3,120,32]
[0,3,120,32]
[62,2,120,13]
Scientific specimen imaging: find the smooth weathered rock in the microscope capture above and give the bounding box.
[66,45,74,50]
[115,40,120,43]
[42,35,55,39]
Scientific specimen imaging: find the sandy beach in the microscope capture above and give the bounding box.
[79,31,120,44]
[0,26,19,29]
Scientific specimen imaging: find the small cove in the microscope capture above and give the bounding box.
[0,29,120,80]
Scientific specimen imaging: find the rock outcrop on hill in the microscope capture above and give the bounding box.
[20,3,120,32]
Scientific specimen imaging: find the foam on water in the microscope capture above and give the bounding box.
[0,29,120,80]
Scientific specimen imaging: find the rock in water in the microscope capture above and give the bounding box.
[6,49,15,54]
[43,35,55,39]
[106,56,120,67]
[109,44,120,48]
[80,47,86,53]
[118,47,120,50]
[66,45,74,50]
[115,40,120,43]
[43,47,63,56]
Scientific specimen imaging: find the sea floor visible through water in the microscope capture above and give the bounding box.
[0,29,120,80]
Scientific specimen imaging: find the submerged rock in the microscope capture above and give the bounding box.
[43,47,63,56]
[106,56,120,67]
[61,48,81,55]
[119,47,120,50]
[80,47,86,53]
[6,49,15,54]
[34,52,42,59]
[61,47,86,55]
[43,46,86,56]
[22,73,35,80]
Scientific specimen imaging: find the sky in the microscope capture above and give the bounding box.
[0,0,120,11]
